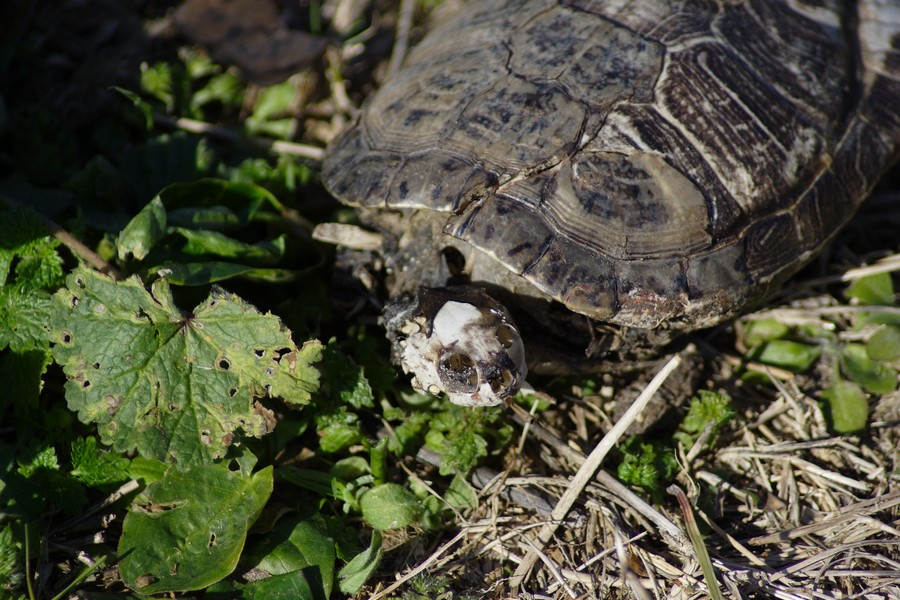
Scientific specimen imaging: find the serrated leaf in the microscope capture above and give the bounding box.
[0,525,24,595]
[70,436,131,489]
[0,287,53,352]
[841,344,898,394]
[337,531,381,595]
[316,409,363,454]
[117,196,167,261]
[51,266,322,466]
[820,381,869,433]
[867,326,900,362]
[320,343,374,409]
[360,483,421,530]
[118,463,273,593]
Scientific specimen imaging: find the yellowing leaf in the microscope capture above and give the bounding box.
[52,266,322,466]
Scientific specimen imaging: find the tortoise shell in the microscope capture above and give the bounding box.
[323,0,900,332]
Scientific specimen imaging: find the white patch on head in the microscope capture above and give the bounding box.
[433,301,483,345]
[393,298,526,407]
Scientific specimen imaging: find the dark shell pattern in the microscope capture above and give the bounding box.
[323,0,900,331]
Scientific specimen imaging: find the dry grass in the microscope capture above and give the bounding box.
[313,2,900,598]
[361,311,900,598]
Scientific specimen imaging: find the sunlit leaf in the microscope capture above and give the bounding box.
[749,340,820,372]
[52,266,322,466]
[118,463,273,593]
[117,196,167,261]
[360,483,421,530]
[841,344,898,394]
[337,531,381,595]
[867,326,900,363]
[820,381,869,434]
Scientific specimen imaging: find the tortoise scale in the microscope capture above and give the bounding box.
[321,0,900,406]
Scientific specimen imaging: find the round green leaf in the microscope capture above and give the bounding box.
[360,483,421,530]
[740,318,789,347]
[820,381,869,434]
[841,343,898,394]
[845,273,895,306]
[867,326,900,363]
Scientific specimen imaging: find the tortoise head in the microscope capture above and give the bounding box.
[384,287,526,407]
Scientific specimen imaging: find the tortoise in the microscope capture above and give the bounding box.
[319,0,900,407]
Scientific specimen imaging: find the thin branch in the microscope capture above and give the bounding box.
[0,195,122,279]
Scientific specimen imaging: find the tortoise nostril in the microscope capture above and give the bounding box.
[489,370,515,393]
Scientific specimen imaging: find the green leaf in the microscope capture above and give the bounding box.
[128,456,167,484]
[337,531,381,595]
[867,326,900,362]
[846,273,895,306]
[320,342,375,409]
[168,205,241,230]
[15,444,87,515]
[316,409,363,454]
[820,381,869,434]
[445,475,478,511]
[0,287,53,352]
[841,344,898,394]
[117,196,167,261]
[749,340,821,372]
[0,525,24,597]
[246,515,336,597]
[205,569,326,600]
[679,391,735,434]
[173,229,286,263]
[740,318,790,347]
[360,483,422,530]
[616,438,679,497]
[245,83,300,139]
[159,178,282,218]
[70,436,131,489]
[118,463,273,593]
[52,266,322,466]
[153,261,260,285]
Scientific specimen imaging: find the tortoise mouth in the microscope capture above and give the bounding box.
[385,286,527,407]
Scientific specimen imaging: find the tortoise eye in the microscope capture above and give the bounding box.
[496,324,516,349]
[439,352,478,392]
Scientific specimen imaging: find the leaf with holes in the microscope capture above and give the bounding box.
[118,462,273,593]
[51,266,322,466]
